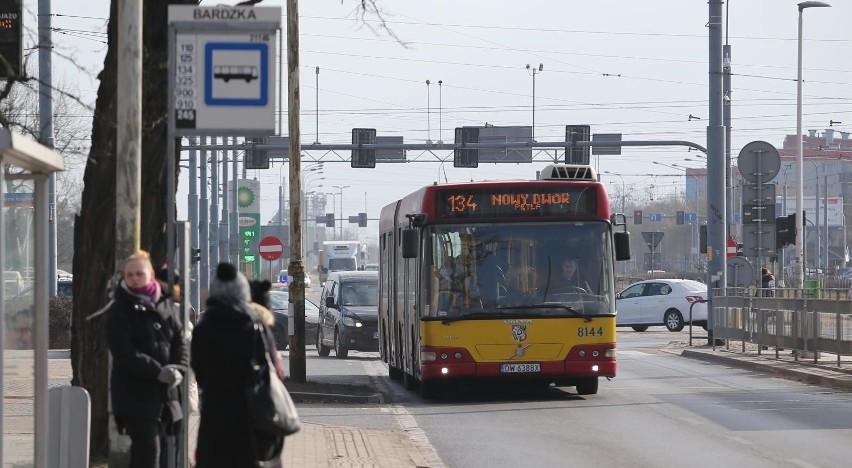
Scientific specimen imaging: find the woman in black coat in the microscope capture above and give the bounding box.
[192,263,284,467]
[106,250,188,468]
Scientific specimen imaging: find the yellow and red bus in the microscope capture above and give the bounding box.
[378,164,631,398]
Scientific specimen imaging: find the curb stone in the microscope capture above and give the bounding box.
[679,348,852,391]
[290,391,384,404]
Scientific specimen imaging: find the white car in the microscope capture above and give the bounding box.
[616,279,708,332]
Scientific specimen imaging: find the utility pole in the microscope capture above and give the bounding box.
[37,0,56,298]
[706,0,727,345]
[113,0,142,463]
[287,0,306,382]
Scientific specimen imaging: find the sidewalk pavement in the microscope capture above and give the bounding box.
[186,412,429,468]
[13,346,852,467]
[660,340,852,392]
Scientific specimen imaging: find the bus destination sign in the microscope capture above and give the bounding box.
[434,186,597,219]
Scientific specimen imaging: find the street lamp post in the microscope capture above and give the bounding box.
[795,1,832,288]
[332,184,350,240]
[526,63,543,142]
[426,79,432,144]
[603,171,626,213]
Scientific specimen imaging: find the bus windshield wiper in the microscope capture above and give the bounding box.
[497,303,593,322]
[441,311,516,325]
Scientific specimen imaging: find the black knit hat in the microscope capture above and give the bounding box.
[208,263,250,304]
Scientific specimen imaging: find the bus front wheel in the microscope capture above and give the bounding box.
[575,377,598,395]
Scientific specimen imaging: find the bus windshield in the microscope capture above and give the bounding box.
[423,222,614,319]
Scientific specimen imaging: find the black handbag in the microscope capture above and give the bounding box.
[246,322,301,438]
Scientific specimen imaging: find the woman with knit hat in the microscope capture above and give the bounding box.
[106,250,188,468]
[191,263,285,466]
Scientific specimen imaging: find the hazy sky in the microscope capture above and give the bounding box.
[30,0,852,239]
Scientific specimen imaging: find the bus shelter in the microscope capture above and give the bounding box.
[1,128,64,467]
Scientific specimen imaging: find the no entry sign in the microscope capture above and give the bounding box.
[258,236,284,261]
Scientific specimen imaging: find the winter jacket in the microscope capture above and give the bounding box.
[192,298,282,466]
[105,282,188,429]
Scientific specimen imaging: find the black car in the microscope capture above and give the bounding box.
[316,271,379,359]
[269,291,321,350]
[269,290,290,350]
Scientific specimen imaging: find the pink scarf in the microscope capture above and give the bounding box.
[127,279,161,305]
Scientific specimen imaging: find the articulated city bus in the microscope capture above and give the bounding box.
[378,164,631,398]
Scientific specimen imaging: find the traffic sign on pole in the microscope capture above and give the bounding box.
[258,235,284,261]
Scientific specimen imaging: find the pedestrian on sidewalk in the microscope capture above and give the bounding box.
[106,250,188,468]
[191,264,285,467]
[761,267,775,297]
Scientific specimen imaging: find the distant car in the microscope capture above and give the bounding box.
[616,279,707,332]
[364,263,379,272]
[57,269,73,281]
[304,299,319,345]
[268,290,290,350]
[268,291,319,350]
[316,270,379,358]
[276,269,311,288]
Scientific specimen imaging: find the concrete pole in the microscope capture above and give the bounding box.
[221,137,230,263]
[231,140,239,265]
[706,0,726,343]
[188,141,199,314]
[38,0,57,297]
[287,0,307,382]
[824,173,829,270]
[723,44,733,238]
[199,137,209,300]
[795,7,806,287]
[113,0,142,462]
[815,165,819,270]
[209,139,220,272]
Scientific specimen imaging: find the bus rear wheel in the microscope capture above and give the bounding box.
[576,377,599,395]
[403,372,417,390]
[420,379,442,399]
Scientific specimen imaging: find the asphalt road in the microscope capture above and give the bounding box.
[289,328,852,468]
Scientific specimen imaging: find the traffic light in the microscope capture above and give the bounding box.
[565,125,591,164]
[676,210,685,225]
[351,128,377,168]
[699,225,707,253]
[358,212,368,227]
[244,137,270,169]
[0,0,22,79]
[326,213,335,227]
[776,214,797,249]
[633,210,643,225]
[454,127,479,168]
[191,248,201,264]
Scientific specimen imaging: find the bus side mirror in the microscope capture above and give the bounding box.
[325,296,335,308]
[614,232,631,261]
[402,229,418,259]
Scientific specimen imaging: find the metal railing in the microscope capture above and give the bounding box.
[712,288,852,367]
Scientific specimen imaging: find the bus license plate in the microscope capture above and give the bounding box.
[500,363,540,373]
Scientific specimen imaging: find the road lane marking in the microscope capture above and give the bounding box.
[364,360,447,468]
